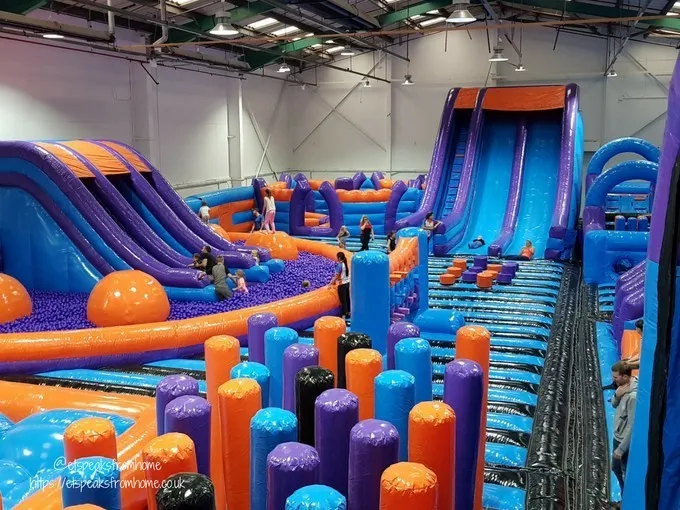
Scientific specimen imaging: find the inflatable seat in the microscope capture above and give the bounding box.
[477,271,493,289]
[439,274,456,286]
[461,271,477,283]
[453,259,468,271]
[446,267,463,278]
[497,272,513,285]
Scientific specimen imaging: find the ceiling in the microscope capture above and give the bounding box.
[0,0,678,78]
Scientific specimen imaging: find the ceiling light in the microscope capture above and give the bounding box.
[403,74,414,86]
[42,33,65,39]
[341,48,356,56]
[277,62,291,73]
[667,11,679,16]
[247,17,278,30]
[607,69,617,78]
[489,47,508,62]
[515,64,526,72]
[364,79,371,87]
[271,26,299,36]
[305,32,315,37]
[210,12,239,36]
[327,46,346,53]
[409,15,425,20]
[447,4,476,23]
[420,16,446,26]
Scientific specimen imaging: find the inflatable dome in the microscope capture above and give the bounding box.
[87,270,170,327]
[0,274,32,325]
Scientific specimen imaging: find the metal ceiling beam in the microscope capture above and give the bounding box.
[243,36,324,67]
[506,0,680,31]
[480,0,521,56]
[230,1,275,22]
[604,0,654,73]
[0,8,112,38]
[377,0,450,26]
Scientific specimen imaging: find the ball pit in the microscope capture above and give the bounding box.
[87,270,170,327]
[0,252,335,333]
[0,273,32,325]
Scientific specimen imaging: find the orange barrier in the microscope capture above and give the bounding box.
[621,330,641,377]
[408,401,455,510]
[64,417,118,463]
[346,348,382,420]
[314,316,346,382]
[269,182,288,190]
[482,85,566,111]
[261,188,293,201]
[228,232,352,264]
[98,141,151,173]
[205,335,241,510]
[455,326,491,510]
[142,433,198,510]
[379,462,438,509]
[210,199,256,233]
[336,189,391,203]
[307,180,325,190]
[4,382,156,510]
[455,87,480,109]
[219,378,262,510]
[389,237,419,276]
[209,224,232,241]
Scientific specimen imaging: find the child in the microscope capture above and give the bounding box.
[251,209,263,233]
[468,235,485,250]
[337,225,350,249]
[234,269,248,294]
[519,240,535,260]
[198,200,210,224]
[386,232,397,253]
[263,189,276,233]
[251,249,260,266]
[188,253,202,270]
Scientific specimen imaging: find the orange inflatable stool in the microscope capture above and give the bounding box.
[446,267,463,278]
[487,263,502,273]
[477,271,493,289]
[453,259,468,271]
[487,270,499,280]
[439,274,456,286]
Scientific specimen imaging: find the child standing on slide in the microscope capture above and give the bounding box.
[263,189,276,233]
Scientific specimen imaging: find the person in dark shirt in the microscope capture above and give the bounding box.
[386,232,397,253]
[199,246,217,274]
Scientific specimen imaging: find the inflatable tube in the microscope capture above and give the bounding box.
[384,181,407,234]
[583,160,658,233]
[586,137,660,192]
[352,171,367,190]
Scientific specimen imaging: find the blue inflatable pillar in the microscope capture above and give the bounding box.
[351,251,390,355]
[397,227,429,314]
[62,456,121,509]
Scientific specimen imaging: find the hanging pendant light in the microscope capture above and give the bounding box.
[364,79,371,87]
[446,3,476,23]
[403,74,414,85]
[489,37,508,62]
[210,10,239,36]
[515,64,526,72]
[277,62,291,73]
[607,69,618,78]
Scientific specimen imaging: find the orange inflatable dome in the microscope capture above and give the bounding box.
[87,270,170,327]
[0,273,32,324]
[209,223,231,241]
[247,231,298,260]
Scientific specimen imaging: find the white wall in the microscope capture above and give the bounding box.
[0,30,290,194]
[289,27,678,181]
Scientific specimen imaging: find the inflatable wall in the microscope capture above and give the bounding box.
[186,186,256,232]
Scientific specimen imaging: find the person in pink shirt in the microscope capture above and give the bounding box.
[233,269,248,294]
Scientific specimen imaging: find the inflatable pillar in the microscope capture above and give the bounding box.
[164,395,212,477]
[231,361,271,408]
[248,313,278,365]
[285,485,346,510]
[296,367,335,446]
[267,443,321,509]
[155,375,199,436]
[375,370,415,461]
[351,251,390,355]
[155,473,215,510]
[397,228,429,314]
[62,457,121,510]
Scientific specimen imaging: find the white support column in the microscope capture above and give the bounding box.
[226,78,244,185]
[129,60,161,167]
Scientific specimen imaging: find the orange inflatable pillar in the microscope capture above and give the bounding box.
[314,316,346,383]
[487,263,502,273]
[440,274,456,285]
[218,378,262,510]
[476,272,493,289]
[453,259,468,272]
[346,348,382,420]
[64,417,118,463]
[205,335,241,510]
[408,401,455,510]
[379,462,438,510]
[455,325,491,510]
[142,433,198,510]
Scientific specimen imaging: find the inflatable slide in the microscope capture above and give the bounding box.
[0,140,268,301]
[397,85,584,259]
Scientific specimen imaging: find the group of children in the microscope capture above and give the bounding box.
[197,190,277,234]
[189,245,250,300]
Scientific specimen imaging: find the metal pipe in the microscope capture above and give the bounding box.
[0,9,112,40]
[170,47,250,69]
[480,0,521,56]
[106,0,115,35]
[604,0,654,73]
[153,0,168,46]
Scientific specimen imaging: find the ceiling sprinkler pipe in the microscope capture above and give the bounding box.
[107,0,115,35]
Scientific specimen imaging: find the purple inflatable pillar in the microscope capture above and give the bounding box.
[386,322,420,370]
[267,442,321,510]
[249,313,278,364]
[443,359,484,510]
[155,375,199,435]
[348,419,399,510]
[315,389,359,497]
[164,395,212,477]
[473,256,488,270]
[284,344,320,412]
